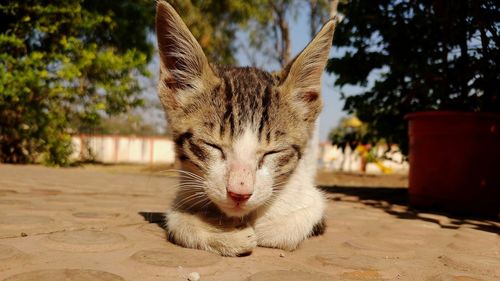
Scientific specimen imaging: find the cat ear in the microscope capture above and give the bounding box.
[156,1,217,107]
[279,20,336,120]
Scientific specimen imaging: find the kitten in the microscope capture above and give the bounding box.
[156,1,335,256]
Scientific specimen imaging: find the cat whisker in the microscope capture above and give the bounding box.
[174,176,204,181]
[175,190,205,197]
[198,198,213,210]
[165,177,205,184]
[175,187,205,193]
[175,183,204,188]
[178,178,206,183]
[175,183,205,190]
[174,183,206,188]
[173,192,208,210]
[179,196,211,211]
[168,178,206,186]
[162,169,205,181]
[156,173,206,185]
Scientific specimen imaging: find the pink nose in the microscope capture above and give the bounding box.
[227,191,252,203]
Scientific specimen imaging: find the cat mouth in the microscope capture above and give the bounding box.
[219,202,252,217]
[228,202,246,211]
[231,203,245,210]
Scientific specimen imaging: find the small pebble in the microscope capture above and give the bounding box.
[20,232,28,237]
[187,271,200,281]
[279,253,285,258]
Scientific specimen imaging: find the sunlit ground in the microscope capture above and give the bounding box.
[0,164,498,280]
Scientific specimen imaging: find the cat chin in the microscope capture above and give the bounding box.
[224,208,250,218]
[216,203,254,218]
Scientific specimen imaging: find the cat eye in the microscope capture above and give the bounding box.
[202,141,225,159]
[259,149,286,167]
[263,149,283,158]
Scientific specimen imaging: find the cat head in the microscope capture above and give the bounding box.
[156,1,335,217]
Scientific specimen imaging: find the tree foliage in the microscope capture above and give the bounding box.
[328,0,499,154]
[0,0,154,165]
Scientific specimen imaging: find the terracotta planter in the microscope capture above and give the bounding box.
[406,111,500,216]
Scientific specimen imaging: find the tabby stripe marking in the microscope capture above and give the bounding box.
[258,86,271,141]
[221,78,234,137]
[292,144,302,160]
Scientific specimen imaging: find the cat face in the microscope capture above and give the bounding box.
[167,67,312,217]
[156,1,335,217]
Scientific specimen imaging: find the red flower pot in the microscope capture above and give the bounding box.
[406,111,500,216]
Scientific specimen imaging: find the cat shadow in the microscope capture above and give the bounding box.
[138,211,167,230]
[138,188,499,236]
[318,185,499,235]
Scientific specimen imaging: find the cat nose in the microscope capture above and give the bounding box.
[227,191,252,203]
[227,162,254,202]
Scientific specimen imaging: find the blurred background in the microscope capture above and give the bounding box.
[0,1,499,215]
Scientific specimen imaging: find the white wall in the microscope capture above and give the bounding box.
[71,135,175,164]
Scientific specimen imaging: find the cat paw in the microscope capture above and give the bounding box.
[209,226,257,257]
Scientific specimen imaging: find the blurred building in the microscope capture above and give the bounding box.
[318,142,409,174]
[70,134,408,174]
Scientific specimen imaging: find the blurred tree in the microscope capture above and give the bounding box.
[308,0,344,38]
[237,0,297,68]
[328,116,372,151]
[0,0,155,165]
[0,0,261,165]
[93,113,162,136]
[241,0,343,68]
[327,0,499,154]
[240,1,318,68]
[169,0,257,65]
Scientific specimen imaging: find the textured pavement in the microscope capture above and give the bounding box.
[0,165,499,281]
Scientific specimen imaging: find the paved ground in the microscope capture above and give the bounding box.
[0,165,498,281]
